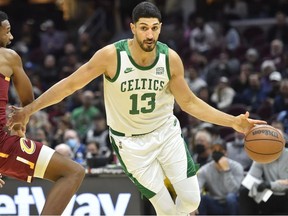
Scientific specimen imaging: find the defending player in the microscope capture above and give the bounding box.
[0,11,85,215]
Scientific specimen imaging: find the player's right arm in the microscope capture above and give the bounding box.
[7,44,117,130]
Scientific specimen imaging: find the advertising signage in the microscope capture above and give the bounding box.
[0,174,152,215]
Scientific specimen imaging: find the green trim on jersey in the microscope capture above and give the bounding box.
[124,40,159,70]
[105,45,121,82]
[166,49,171,79]
[156,41,171,79]
[110,136,156,199]
[108,39,171,80]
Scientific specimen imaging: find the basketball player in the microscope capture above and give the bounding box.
[0,11,85,215]
[7,2,266,215]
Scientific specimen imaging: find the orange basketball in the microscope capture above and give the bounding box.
[244,125,285,164]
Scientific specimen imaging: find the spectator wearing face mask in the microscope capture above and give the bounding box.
[63,129,86,166]
[197,144,244,215]
[192,128,213,167]
[226,131,253,171]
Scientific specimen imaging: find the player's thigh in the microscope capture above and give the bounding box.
[43,151,83,182]
[158,132,198,184]
[130,158,166,198]
[0,135,45,182]
[110,135,165,198]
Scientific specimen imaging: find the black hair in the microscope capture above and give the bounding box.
[0,11,8,24]
[132,1,161,23]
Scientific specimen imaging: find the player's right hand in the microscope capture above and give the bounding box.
[6,105,29,131]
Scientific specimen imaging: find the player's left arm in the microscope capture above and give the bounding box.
[168,49,266,134]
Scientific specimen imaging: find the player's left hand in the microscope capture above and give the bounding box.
[233,111,267,135]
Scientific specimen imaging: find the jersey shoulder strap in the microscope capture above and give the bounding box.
[114,39,127,52]
[156,41,169,55]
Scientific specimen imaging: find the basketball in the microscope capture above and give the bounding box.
[244,125,285,164]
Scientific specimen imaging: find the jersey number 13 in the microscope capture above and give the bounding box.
[129,93,156,114]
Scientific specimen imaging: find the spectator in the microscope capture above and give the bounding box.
[85,113,112,160]
[264,39,287,72]
[243,48,260,71]
[239,148,288,215]
[38,54,59,90]
[277,110,288,135]
[192,128,213,167]
[26,110,52,142]
[86,141,100,158]
[33,127,50,147]
[189,16,217,55]
[267,71,282,104]
[55,143,74,159]
[205,52,240,88]
[63,129,86,166]
[238,73,267,113]
[39,19,67,57]
[197,143,244,215]
[231,63,253,95]
[11,19,39,63]
[71,90,100,141]
[50,113,72,148]
[58,57,81,80]
[226,131,253,171]
[187,51,208,76]
[260,60,277,94]
[273,79,288,114]
[256,64,280,120]
[77,32,95,63]
[185,66,207,93]
[219,20,241,52]
[211,76,236,111]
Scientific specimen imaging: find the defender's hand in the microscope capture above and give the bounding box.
[6,105,29,131]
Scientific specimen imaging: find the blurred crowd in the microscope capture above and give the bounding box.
[2,0,288,215]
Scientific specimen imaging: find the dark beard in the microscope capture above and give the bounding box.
[139,40,156,52]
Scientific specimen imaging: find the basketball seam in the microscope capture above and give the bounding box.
[244,139,283,143]
[244,146,283,155]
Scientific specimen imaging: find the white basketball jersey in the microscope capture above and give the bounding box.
[104,39,174,136]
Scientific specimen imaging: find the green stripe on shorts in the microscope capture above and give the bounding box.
[110,136,156,199]
[184,139,200,177]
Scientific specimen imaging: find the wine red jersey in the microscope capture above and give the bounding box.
[0,73,43,182]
